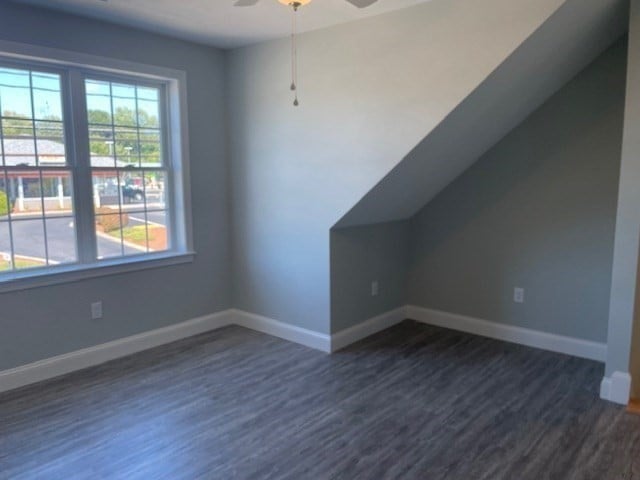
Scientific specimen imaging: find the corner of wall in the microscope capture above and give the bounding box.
[600,371,632,405]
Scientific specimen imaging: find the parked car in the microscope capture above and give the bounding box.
[122,183,145,203]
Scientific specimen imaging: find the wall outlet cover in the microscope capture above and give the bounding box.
[91,301,103,320]
[514,287,525,303]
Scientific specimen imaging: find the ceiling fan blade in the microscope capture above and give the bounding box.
[234,0,260,6]
[344,0,378,7]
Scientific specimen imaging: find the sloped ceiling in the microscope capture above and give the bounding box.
[335,0,629,227]
[228,0,576,331]
[12,0,433,48]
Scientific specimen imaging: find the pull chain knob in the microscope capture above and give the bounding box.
[290,4,300,106]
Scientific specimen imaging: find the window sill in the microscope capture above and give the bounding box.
[0,251,196,294]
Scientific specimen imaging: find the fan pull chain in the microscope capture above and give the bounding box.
[291,4,299,106]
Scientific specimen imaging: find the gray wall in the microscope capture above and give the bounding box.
[631,244,640,397]
[330,221,410,333]
[336,0,627,228]
[612,0,640,384]
[0,3,231,371]
[227,0,566,334]
[407,40,627,343]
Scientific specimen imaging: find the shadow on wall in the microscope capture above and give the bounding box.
[406,39,627,342]
[330,220,411,333]
[329,39,627,342]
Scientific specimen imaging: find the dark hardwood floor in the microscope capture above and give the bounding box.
[1,320,639,479]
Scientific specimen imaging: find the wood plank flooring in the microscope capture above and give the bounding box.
[1,320,639,479]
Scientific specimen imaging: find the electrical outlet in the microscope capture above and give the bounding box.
[91,301,103,320]
[371,281,379,297]
[514,287,525,304]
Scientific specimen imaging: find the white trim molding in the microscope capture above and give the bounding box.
[0,310,234,394]
[230,309,332,353]
[0,308,336,395]
[0,309,333,395]
[331,307,406,352]
[600,372,632,405]
[0,305,615,397]
[406,305,607,362]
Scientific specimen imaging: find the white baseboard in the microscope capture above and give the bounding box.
[0,304,615,398]
[0,308,334,395]
[0,309,234,394]
[406,305,607,362]
[331,307,406,352]
[600,371,631,405]
[230,309,332,353]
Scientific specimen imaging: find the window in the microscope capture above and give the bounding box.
[86,78,169,259]
[0,52,191,287]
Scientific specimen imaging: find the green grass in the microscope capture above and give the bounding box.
[108,225,154,245]
[0,257,46,271]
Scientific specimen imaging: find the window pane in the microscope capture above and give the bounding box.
[0,68,32,119]
[120,171,144,207]
[43,170,73,216]
[119,217,149,253]
[140,129,162,166]
[93,172,120,211]
[114,126,139,167]
[32,72,63,121]
[0,164,76,273]
[114,213,167,254]
[1,68,65,169]
[95,212,123,259]
[89,125,115,168]
[137,100,159,128]
[137,86,159,128]
[3,119,36,166]
[0,67,30,88]
[31,71,60,91]
[36,122,66,166]
[35,120,65,142]
[45,216,77,265]
[11,219,48,269]
[95,211,145,259]
[123,210,169,253]
[7,171,43,216]
[86,80,112,124]
[147,211,168,252]
[145,171,167,210]
[33,88,63,121]
[112,83,136,127]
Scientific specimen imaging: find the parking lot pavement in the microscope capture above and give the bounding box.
[0,212,154,265]
[127,211,167,228]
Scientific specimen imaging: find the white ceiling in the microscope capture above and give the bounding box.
[13,0,432,49]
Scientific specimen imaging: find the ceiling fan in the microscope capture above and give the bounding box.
[234,0,379,8]
[233,0,379,106]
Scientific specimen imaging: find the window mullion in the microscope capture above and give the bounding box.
[67,69,97,264]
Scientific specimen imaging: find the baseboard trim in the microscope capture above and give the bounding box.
[600,372,631,405]
[331,307,406,352]
[0,309,234,394]
[0,304,613,396]
[406,305,607,362]
[231,309,332,353]
[0,309,335,395]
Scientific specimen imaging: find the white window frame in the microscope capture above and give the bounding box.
[0,40,194,294]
